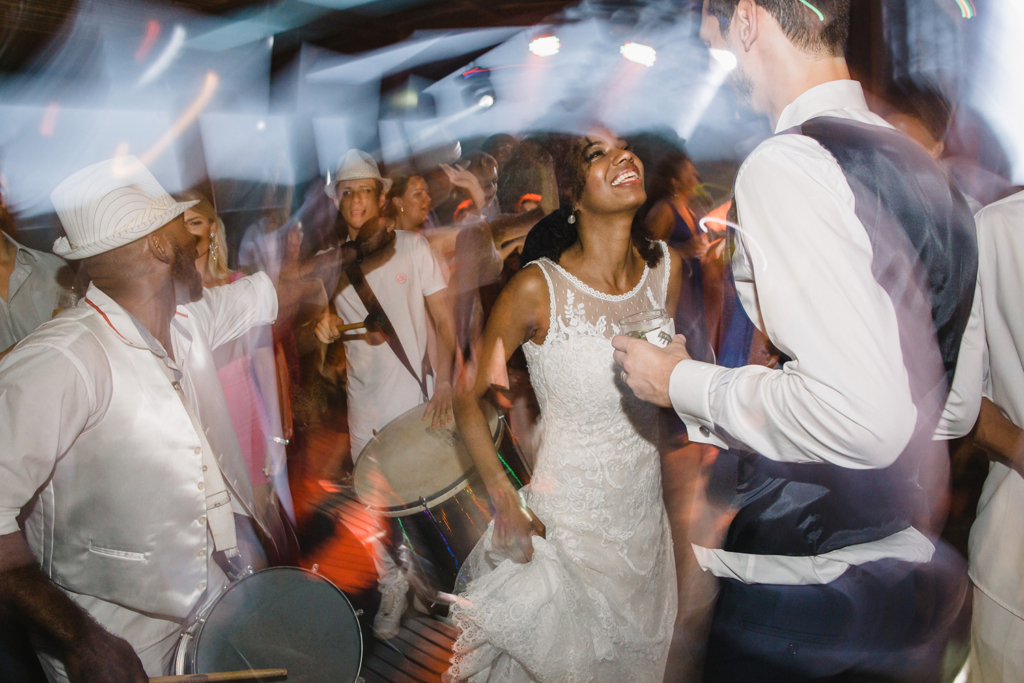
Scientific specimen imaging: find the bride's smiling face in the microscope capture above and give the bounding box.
[576,128,646,216]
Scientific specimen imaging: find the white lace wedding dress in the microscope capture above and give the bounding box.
[445,242,678,683]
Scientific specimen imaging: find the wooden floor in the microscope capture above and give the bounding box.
[361,615,458,683]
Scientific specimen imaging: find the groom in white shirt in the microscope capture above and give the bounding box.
[613,0,983,680]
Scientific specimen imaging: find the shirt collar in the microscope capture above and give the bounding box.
[774,80,869,133]
[2,231,36,267]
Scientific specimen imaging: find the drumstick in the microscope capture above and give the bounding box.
[334,321,366,333]
[150,669,287,683]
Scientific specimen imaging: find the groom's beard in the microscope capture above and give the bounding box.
[171,239,204,303]
[726,64,755,110]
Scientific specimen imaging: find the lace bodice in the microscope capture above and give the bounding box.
[521,242,671,571]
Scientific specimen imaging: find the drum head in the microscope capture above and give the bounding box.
[192,568,361,682]
[354,401,501,515]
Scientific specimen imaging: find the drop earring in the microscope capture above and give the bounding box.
[567,211,576,224]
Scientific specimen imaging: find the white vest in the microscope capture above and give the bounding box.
[23,304,262,619]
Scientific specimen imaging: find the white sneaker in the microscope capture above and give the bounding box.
[373,575,408,638]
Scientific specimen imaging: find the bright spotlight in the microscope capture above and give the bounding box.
[256,120,266,131]
[529,36,560,57]
[478,94,495,108]
[620,42,656,67]
[709,48,737,71]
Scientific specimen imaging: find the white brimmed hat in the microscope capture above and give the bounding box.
[324,149,392,200]
[50,156,198,260]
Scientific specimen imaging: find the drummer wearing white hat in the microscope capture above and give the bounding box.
[0,156,392,682]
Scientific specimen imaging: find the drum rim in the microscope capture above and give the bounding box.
[180,566,364,680]
[361,415,506,516]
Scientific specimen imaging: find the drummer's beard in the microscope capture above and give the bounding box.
[171,238,204,303]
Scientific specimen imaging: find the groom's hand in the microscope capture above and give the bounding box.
[611,334,691,408]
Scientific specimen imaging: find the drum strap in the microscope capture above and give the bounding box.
[343,262,430,401]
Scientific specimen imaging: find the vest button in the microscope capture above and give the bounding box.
[699,425,711,437]
[197,481,205,490]
[202,465,208,472]
[194,447,202,455]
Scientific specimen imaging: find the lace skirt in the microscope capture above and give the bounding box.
[444,488,677,683]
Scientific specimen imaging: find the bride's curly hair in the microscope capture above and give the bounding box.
[521,133,662,268]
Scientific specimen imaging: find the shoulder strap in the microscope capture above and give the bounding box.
[342,262,429,400]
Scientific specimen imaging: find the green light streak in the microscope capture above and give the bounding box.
[797,0,825,22]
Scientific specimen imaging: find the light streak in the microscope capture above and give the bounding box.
[134,20,162,62]
[796,0,825,22]
[113,71,220,178]
[954,0,976,19]
[39,102,60,137]
[620,42,656,67]
[137,25,187,87]
[529,36,560,57]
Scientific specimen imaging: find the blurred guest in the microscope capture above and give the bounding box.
[614,1,983,680]
[443,152,499,222]
[0,157,349,682]
[482,133,517,170]
[388,175,432,233]
[644,149,711,362]
[176,190,295,559]
[0,186,70,360]
[966,189,1024,683]
[314,149,458,636]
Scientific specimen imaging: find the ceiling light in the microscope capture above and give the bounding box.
[478,94,495,108]
[529,36,560,57]
[620,42,656,67]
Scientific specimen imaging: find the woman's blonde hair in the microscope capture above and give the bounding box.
[174,190,231,280]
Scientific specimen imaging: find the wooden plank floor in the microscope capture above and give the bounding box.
[361,616,458,683]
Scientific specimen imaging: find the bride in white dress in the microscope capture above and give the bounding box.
[447,128,682,683]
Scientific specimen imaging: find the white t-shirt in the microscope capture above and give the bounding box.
[333,230,447,458]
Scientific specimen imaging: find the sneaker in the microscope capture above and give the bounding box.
[373,575,408,638]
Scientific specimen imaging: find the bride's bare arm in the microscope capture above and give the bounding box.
[454,265,551,563]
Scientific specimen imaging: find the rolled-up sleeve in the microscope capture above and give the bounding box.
[184,272,278,350]
[671,137,917,469]
[0,344,95,535]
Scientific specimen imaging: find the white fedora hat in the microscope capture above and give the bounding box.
[324,149,392,201]
[50,156,198,260]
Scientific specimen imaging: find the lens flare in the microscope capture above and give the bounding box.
[620,42,656,67]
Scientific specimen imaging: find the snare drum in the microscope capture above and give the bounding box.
[353,400,529,590]
[173,567,362,682]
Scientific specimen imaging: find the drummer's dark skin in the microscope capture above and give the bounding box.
[453,127,682,563]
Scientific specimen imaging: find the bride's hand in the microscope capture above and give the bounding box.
[490,487,546,563]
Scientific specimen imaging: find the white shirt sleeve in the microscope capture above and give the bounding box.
[412,233,447,298]
[0,342,102,535]
[934,275,984,439]
[670,136,917,469]
[183,272,278,350]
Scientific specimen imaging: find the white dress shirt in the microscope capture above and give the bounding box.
[671,80,984,584]
[0,272,278,677]
[969,190,1024,620]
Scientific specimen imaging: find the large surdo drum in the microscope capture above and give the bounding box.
[353,400,529,590]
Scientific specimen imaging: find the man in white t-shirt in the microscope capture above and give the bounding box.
[315,149,456,458]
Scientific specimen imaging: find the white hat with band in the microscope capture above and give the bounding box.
[324,149,392,200]
[50,156,198,260]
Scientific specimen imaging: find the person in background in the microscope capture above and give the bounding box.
[388,175,433,233]
[644,149,711,362]
[175,190,295,562]
[0,183,70,361]
[965,189,1024,682]
[443,152,499,222]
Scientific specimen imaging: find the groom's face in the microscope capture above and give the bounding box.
[700,0,758,113]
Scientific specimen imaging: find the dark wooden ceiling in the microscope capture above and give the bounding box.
[0,0,583,75]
